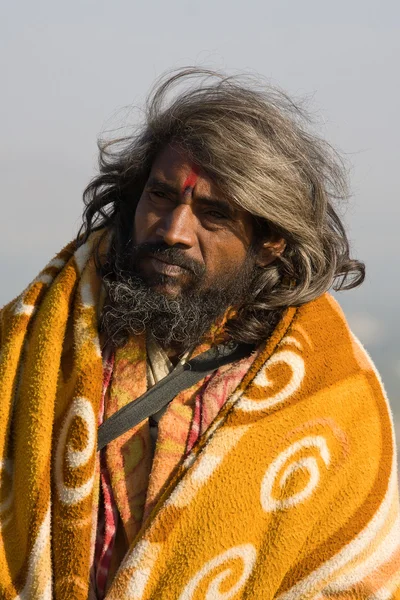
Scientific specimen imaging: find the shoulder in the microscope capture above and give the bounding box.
[236,293,397,521]
[292,292,366,361]
[235,294,399,598]
[243,293,396,475]
[268,292,397,472]
[286,292,386,392]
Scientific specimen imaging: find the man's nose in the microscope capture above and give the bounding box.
[156,205,197,247]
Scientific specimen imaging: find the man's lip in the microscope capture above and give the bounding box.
[146,256,190,277]
[147,255,190,271]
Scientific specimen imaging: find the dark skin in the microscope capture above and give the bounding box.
[133,145,286,359]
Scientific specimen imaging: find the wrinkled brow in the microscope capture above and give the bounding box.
[146,178,179,195]
[146,177,236,215]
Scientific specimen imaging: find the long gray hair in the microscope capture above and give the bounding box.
[78,68,364,345]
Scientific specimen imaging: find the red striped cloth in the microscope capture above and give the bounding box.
[94,351,118,599]
[93,335,256,596]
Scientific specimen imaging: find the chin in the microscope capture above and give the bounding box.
[151,281,183,298]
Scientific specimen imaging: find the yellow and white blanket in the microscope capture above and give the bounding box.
[0,231,399,599]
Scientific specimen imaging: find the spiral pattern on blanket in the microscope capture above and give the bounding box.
[260,436,331,512]
[178,544,257,600]
[55,397,96,505]
[237,349,305,412]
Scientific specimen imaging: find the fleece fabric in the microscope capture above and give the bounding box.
[0,230,399,599]
[95,322,257,596]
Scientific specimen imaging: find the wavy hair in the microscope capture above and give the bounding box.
[78,68,365,345]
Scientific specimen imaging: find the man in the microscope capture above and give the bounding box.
[0,69,399,599]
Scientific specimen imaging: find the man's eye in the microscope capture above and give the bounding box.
[149,190,167,199]
[206,210,227,220]
[149,190,176,204]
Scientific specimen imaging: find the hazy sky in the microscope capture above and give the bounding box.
[1,0,399,414]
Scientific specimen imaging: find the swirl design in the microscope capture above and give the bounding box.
[261,436,331,512]
[178,544,257,600]
[55,397,96,505]
[237,350,305,412]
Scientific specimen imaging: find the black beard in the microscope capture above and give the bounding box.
[100,242,258,351]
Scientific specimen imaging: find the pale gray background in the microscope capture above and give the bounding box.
[1,1,399,430]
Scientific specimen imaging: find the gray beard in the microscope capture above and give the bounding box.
[100,248,258,351]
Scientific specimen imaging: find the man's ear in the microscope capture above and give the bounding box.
[256,237,286,267]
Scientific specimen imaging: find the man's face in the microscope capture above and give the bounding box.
[133,145,256,297]
[101,145,263,350]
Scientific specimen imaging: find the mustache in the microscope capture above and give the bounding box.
[132,242,206,278]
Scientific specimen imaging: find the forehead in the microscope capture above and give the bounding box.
[149,145,218,197]
[146,144,256,241]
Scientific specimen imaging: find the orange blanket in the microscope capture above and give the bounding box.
[0,231,399,599]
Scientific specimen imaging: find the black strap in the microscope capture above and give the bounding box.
[97,342,253,451]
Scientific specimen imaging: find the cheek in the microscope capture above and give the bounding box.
[207,240,249,277]
[133,196,152,244]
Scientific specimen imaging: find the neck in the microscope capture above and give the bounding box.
[164,342,189,366]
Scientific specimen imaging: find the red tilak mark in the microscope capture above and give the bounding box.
[182,165,200,195]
